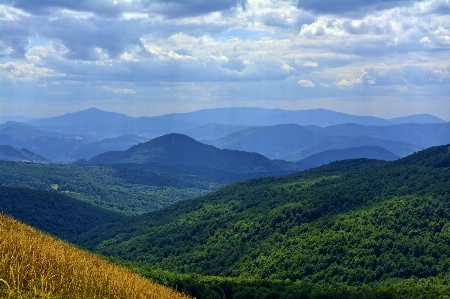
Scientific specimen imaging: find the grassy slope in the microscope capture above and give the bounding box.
[0,213,191,299]
[77,145,450,286]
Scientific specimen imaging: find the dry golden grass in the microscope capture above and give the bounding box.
[0,213,192,299]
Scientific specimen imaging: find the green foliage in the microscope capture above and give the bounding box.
[0,186,126,241]
[77,145,450,288]
[0,161,229,215]
[111,260,450,299]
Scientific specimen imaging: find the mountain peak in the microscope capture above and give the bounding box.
[85,133,305,174]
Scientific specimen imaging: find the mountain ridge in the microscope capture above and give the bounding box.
[83,133,309,174]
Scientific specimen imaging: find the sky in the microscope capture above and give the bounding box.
[0,0,449,120]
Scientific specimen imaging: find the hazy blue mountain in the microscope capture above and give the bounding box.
[389,114,446,124]
[156,107,391,126]
[283,135,420,161]
[29,107,196,138]
[0,115,35,124]
[0,121,150,163]
[298,146,399,167]
[183,123,249,141]
[24,108,446,140]
[0,145,51,163]
[207,124,419,161]
[312,123,450,149]
[58,134,150,162]
[0,121,80,161]
[207,124,328,159]
[84,133,308,174]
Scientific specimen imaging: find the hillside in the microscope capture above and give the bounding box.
[0,186,126,241]
[0,145,50,163]
[84,133,308,173]
[0,160,293,216]
[0,213,190,299]
[298,146,399,167]
[77,145,450,287]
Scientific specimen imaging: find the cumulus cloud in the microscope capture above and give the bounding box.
[0,0,449,120]
[105,87,136,94]
[298,79,315,87]
[297,0,420,16]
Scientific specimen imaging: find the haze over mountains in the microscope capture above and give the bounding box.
[0,107,449,164]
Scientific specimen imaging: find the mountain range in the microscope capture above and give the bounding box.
[26,107,448,138]
[0,107,448,164]
[78,133,309,174]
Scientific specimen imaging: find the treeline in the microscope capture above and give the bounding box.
[114,260,450,299]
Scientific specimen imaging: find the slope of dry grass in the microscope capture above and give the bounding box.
[0,213,192,299]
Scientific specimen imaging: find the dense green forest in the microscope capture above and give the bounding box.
[76,145,450,297]
[0,161,274,215]
[0,186,126,241]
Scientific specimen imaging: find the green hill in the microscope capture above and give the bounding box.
[84,133,308,173]
[0,186,126,241]
[77,145,450,287]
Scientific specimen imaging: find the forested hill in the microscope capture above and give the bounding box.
[82,133,308,173]
[77,144,450,285]
[0,187,126,241]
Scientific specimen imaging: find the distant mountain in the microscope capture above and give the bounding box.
[298,146,399,167]
[25,107,446,139]
[0,121,79,161]
[0,115,34,124]
[389,114,446,124]
[55,134,150,162]
[29,107,195,138]
[0,121,150,163]
[283,135,420,161]
[157,107,392,126]
[208,124,327,159]
[183,123,248,141]
[312,123,450,149]
[0,145,51,163]
[208,124,419,161]
[83,133,307,174]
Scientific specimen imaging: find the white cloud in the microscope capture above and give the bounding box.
[104,87,136,94]
[298,79,315,87]
[0,0,449,120]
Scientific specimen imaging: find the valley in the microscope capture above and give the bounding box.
[1,107,450,298]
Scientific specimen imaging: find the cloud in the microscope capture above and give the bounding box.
[104,87,136,94]
[298,79,315,87]
[297,0,421,16]
[5,0,246,19]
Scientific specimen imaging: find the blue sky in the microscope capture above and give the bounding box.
[0,0,449,119]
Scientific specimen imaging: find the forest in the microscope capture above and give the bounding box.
[1,145,450,298]
[73,145,450,298]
